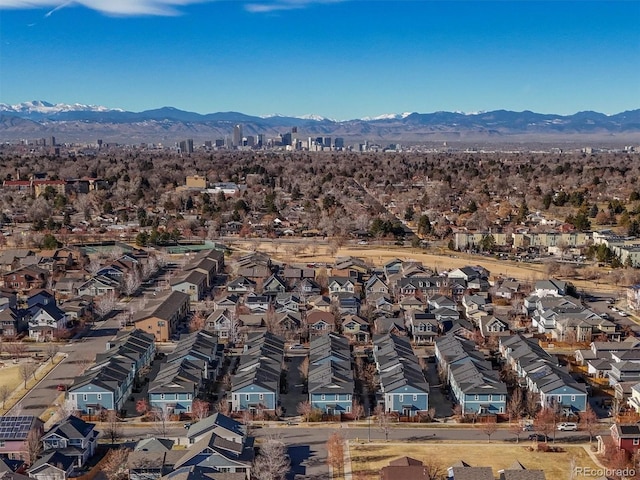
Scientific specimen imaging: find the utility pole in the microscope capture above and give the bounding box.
[368,408,371,442]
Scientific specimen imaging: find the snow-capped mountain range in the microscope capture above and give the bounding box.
[1,100,639,144]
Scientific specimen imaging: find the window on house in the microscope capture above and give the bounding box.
[475,395,479,401]
[488,395,492,401]
[246,394,250,401]
[558,395,562,402]
[635,439,640,446]
[83,394,87,401]
[160,394,165,400]
[399,394,403,402]
[321,394,325,400]
[259,394,264,400]
[97,394,102,400]
[413,394,418,401]
[571,395,576,402]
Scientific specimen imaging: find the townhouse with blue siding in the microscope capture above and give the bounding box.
[148,358,202,414]
[308,333,354,415]
[165,330,223,380]
[231,332,284,413]
[68,329,155,414]
[499,334,587,413]
[373,334,429,417]
[435,333,507,415]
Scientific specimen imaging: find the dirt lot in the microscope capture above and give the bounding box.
[350,442,599,480]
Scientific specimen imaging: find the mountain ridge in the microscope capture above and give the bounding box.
[1,101,639,144]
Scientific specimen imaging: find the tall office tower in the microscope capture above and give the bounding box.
[245,136,255,147]
[204,140,212,148]
[186,139,194,154]
[233,124,243,147]
[322,137,332,148]
[178,140,187,152]
[334,137,344,149]
[257,134,265,148]
[49,136,56,147]
[282,132,292,146]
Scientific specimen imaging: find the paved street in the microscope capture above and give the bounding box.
[8,315,122,416]
[112,421,609,480]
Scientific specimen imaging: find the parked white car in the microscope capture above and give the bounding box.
[557,422,578,431]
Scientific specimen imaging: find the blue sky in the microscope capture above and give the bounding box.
[1,0,638,119]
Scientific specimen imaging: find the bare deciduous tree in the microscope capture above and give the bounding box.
[191,399,210,422]
[24,428,42,466]
[151,405,172,437]
[94,291,118,319]
[480,421,498,443]
[189,310,206,333]
[326,431,345,475]
[0,385,11,409]
[19,362,37,389]
[297,401,312,423]
[374,405,391,441]
[507,387,524,423]
[352,399,364,421]
[214,398,231,415]
[579,404,598,443]
[253,435,290,480]
[102,447,131,480]
[102,410,123,444]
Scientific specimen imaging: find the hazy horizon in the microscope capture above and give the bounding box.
[1,1,639,119]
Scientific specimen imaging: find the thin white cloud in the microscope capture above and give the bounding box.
[0,0,345,15]
[0,0,214,16]
[244,0,344,14]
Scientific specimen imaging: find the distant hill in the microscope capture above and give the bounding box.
[1,100,638,144]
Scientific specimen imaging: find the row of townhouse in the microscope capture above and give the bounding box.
[499,334,588,413]
[132,290,190,342]
[68,329,156,414]
[230,332,285,413]
[576,337,640,382]
[149,330,223,414]
[454,230,590,251]
[171,249,225,301]
[435,333,507,415]
[373,334,429,417]
[525,281,619,342]
[308,333,354,415]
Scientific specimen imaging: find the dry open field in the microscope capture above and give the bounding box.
[350,442,599,480]
[228,240,621,295]
[0,365,22,392]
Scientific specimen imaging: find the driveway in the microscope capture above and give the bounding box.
[280,355,307,418]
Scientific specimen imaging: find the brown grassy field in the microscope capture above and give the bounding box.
[350,442,599,480]
[0,365,22,391]
[229,240,621,295]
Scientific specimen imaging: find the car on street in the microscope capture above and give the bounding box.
[557,422,578,431]
[289,344,305,350]
[528,433,550,442]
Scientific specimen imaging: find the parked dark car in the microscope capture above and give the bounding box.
[528,433,550,442]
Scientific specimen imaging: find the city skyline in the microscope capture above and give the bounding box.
[1,1,639,119]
